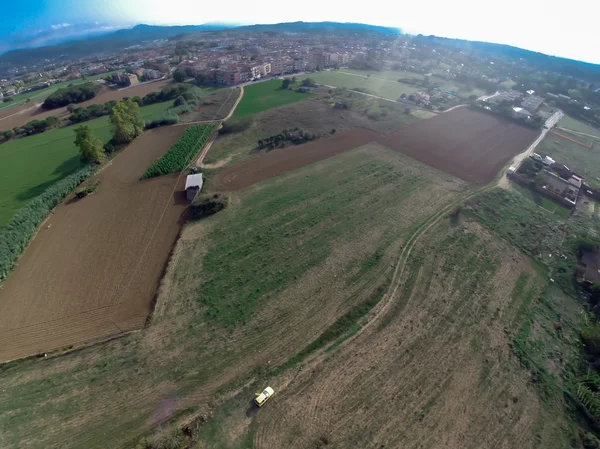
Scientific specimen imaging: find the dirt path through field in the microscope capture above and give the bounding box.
[194,86,243,168]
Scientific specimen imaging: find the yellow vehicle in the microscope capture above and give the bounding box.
[254,387,274,407]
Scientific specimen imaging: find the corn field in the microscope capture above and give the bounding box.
[142,124,216,179]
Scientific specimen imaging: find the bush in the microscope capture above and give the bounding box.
[145,114,179,129]
[142,84,192,106]
[142,124,215,178]
[301,78,317,88]
[103,140,116,153]
[75,180,100,198]
[42,82,102,109]
[173,95,186,107]
[218,116,253,135]
[189,194,228,220]
[0,165,96,283]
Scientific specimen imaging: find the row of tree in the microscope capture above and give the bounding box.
[74,99,144,164]
[42,82,103,109]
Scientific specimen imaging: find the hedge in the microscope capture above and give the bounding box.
[0,165,96,283]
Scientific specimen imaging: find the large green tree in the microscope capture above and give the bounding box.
[74,125,104,164]
[173,69,186,83]
[110,99,144,144]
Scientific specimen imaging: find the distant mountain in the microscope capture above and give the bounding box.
[230,21,401,35]
[0,23,122,55]
[0,24,234,66]
[414,35,600,81]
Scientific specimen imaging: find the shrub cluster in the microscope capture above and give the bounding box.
[42,82,102,109]
[144,114,179,130]
[75,180,101,199]
[189,194,228,220]
[0,165,96,283]
[68,100,119,124]
[257,127,315,150]
[141,124,215,178]
[218,116,253,135]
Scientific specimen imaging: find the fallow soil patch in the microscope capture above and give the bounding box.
[379,107,539,184]
[0,126,189,362]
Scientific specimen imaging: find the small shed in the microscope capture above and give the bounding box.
[298,86,311,93]
[185,173,203,202]
[334,101,347,109]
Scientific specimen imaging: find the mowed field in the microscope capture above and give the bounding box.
[0,100,173,227]
[297,70,417,99]
[0,143,469,448]
[339,68,487,98]
[0,126,189,362]
[0,78,170,131]
[213,107,538,189]
[232,79,312,117]
[252,219,568,449]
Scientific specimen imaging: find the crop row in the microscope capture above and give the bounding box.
[141,124,216,178]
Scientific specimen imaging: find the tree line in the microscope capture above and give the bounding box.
[42,82,102,109]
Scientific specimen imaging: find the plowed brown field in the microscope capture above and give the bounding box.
[0,79,171,130]
[379,107,539,185]
[0,125,188,362]
[213,108,538,190]
[213,128,379,190]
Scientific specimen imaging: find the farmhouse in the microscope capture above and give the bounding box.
[185,173,204,201]
[521,94,543,112]
[541,171,579,206]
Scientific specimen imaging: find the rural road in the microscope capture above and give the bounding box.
[194,86,244,168]
[497,109,564,189]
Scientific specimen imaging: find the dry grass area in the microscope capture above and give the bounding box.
[202,220,571,449]
[204,92,425,167]
[181,88,241,122]
[0,143,467,449]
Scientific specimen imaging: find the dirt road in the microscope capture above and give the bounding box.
[194,86,244,168]
[497,110,563,189]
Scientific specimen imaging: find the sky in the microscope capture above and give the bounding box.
[1,0,599,64]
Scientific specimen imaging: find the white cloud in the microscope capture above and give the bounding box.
[50,23,72,30]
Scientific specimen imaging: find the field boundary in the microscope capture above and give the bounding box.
[551,130,593,149]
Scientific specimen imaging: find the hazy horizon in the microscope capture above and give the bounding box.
[2,0,599,64]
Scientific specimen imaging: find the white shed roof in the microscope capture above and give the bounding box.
[185,173,203,190]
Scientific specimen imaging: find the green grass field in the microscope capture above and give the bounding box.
[0,101,172,227]
[297,71,416,99]
[536,129,600,185]
[0,72,121,111]
[301,70,486,100]
[558,114,600,139]
[233,80,312,117]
